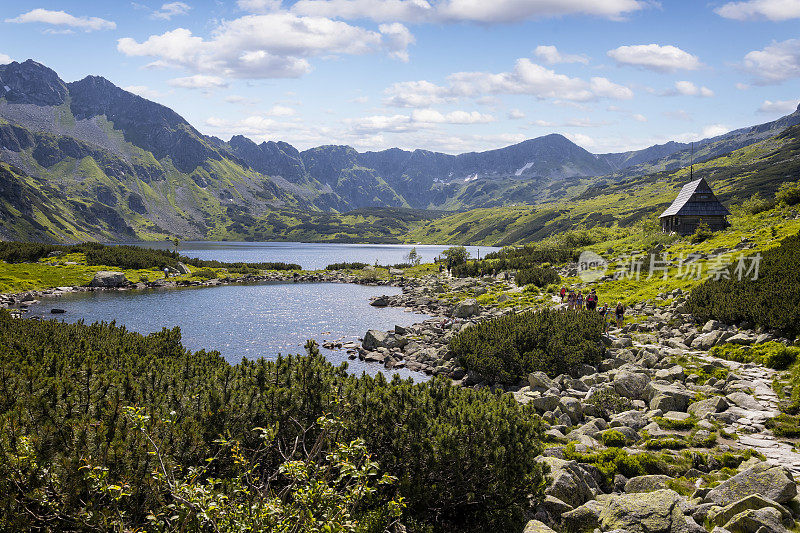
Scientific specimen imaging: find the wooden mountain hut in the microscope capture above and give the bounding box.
[659,177,730,235]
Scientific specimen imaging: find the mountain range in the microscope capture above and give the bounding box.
[1,59,798,242]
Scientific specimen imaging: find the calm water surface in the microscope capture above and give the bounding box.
[31,282,431,380]
[129,241,498,270]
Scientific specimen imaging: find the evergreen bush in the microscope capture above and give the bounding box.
[449,308,605,384]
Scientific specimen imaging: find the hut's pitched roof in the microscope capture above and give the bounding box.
[659,177,730,218]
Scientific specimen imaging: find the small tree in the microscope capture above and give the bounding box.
[443,246,469,266]
[405,247,421,266]
[690,222,713,244]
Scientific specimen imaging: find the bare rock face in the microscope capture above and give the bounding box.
[0,60,68,106]
[89,271,130,288]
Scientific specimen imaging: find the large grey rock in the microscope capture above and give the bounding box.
[706,462,797,506]
[532,394,561,413]
[562,500,603,532]
[692,331,722,350]
[522,519,557,533]
[560,397,584,424]
[614,371,650,400]
[688,396,728,419]
[725,391,765,411]
[655,365,686,382]
[647,382,694,412]
[610,409,649,431]
[599,489,703,533]
[176,262,191,275]
[89,271,129,287]
[452,298,478,318]
[722,507,790,533]
[539,457,599,509]
[703,320,722,332]
[708,494,792,528]
[362,330,389,350]
[625,475,673,493]
[529,371,557,391]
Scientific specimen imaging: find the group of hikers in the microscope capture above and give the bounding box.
[559,286,626,331]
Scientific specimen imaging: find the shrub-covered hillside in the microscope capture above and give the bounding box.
[0,312,545,532]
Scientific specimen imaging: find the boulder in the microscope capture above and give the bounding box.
[703,320,722,333]
[614,371,650,400]
[370,295,390,307]
[655,366,686,382]
[540,457,599,509]
[532,394,561,413]
[722,507,791,533]
[89,271,129,287]
[646,382,694,412]
[599,489,704,533]
[560,397,584,424]
[610,409,650,431]
[688,396,728,419]
[706,462,797,506]
[176,262,191,275]
[691,331,722,350]
[725,392,765,411]
[625,475,673,493]
[562,500,603,532]
[529,371,558,391]
[708,494,792,527]
[522,519,557,533]
[452,298,478,318]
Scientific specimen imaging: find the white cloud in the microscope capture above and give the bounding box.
[607,44,702,72]
[590,77,634,99]
[225,94,260,104]
[0,53,12,64]
[378,23,414,62]
[291,0,647,23]
[411,109,494,124]
[118,13,411,79]
[632,113,647,122]
[533,45,589,64]
[531,119,556,127]
[672,80,714,97]
[437,0,647,23]
[715,0,800,21]
[293,0,434,22]
[736,82,750,90]
[385,59,632,108]
[168,74,228,88]
[702,124,729,137]
[564,132,595,148]
[152,2,192,20]
[384,80,452,107]
[123,85,165,99]
[346,108,494,134]
[267,105,296,116]
[757,99,800,113]
[741,39,800,84]
[237,0,283,12]
[508,108,525,119]
[350,95,369,104]
[5,8,116,31]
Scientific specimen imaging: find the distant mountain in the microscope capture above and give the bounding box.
[0,59,797,242]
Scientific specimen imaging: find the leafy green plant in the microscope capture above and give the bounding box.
[599,430,628,448]
[449,308,605,384]
[515,266,560,288]
[688,232,800,339]
[690,222,713,244]
[709,342,800,370]
[0,313,546,532]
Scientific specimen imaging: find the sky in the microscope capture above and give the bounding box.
[0,0,799,154]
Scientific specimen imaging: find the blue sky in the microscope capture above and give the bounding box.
[1,0,799,154]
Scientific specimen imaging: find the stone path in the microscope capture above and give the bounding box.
[633,338,800,477]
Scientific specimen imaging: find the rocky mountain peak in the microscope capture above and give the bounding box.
[0,59,68,106]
